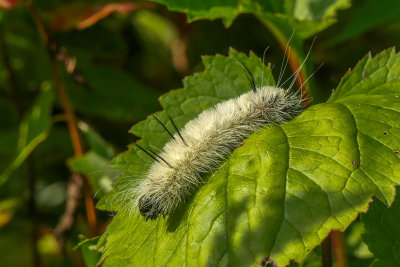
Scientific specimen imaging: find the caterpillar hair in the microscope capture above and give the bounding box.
[134,62,305,220]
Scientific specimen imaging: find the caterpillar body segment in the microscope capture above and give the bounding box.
[136,86,304,220]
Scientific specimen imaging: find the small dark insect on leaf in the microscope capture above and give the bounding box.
[352,160,359,168]
[383,131,388,135]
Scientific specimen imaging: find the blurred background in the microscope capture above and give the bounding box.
[0,0,400,266]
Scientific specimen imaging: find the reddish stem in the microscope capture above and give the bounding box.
[25,0,97,246]
[331,231,348,267]
[321,234,332,267]
[276,40,310,107]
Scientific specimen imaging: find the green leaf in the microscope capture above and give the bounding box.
[132,10,178,48]
[69,121,118,199]
[0,88,53,186]
[331,0,400,45]
[78,121,116,160]
[150,0,350,31]
[99,49,273,211]
[345,221,373,261]
[68,151,116,199]
[98,48,400,266]
[292,0,350,21]
[150,0,350,102]
[361,187,400,267]
[74,236,101,267]
[68,66,160,122]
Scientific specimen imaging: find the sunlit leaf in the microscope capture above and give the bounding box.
[0,88,53,186]
[149,0,351,102]
[98,48,400,266]
[74,236,101,267]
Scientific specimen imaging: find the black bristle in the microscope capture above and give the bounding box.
[136,144,160,163]
[153,115,176,141]
[239,62,257,92]
[147,147,173,168]
[169,116,187,146]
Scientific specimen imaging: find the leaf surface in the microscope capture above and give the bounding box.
[151,0,350,102]
[98,48,400,266]
[0,88,53,185]
[68,66,160,122]
[150,0,350,32]
[331,0,400,44]
[74,236,101,267]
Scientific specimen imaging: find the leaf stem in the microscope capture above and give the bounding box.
[331,231,348,267]
[25,0,97,245]
[258,20,311,106]
[321,233,332,267]
[277,40,308,95]
[25,0,83,156]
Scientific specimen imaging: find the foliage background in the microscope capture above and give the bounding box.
[0,0,400,266]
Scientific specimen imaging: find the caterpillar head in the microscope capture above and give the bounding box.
[138,195,163,220]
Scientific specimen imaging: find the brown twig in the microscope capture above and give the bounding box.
[53,173,84,251]
[26,0,83,155]
[25,0,97,250]
[85,183,97,235]
[54,45,93,91]
[26,0,92,90]
[48,52,84,157]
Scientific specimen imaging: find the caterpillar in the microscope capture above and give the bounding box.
[134,63,305,220]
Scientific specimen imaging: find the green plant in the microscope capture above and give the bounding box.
[98,47,400,267]
[1,0,400,266]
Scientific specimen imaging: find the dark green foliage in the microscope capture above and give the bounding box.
[362,188,400,267]
[0,0,399,266]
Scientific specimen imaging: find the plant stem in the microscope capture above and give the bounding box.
[321,233,332,267]
[26,0,83,157]
[259,21,310,106]
[54,173,83,251]
[25,0,97,246]
[331,231,347,267]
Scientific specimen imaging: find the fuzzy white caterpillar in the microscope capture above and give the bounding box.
[136,82,304,220]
